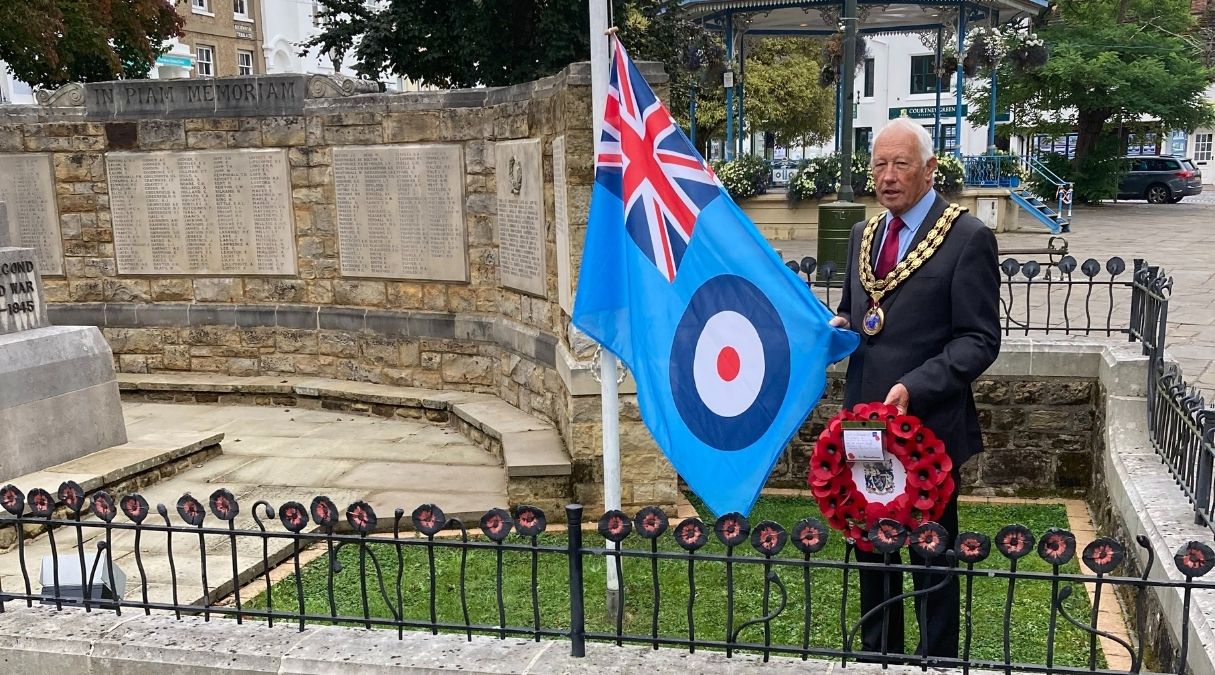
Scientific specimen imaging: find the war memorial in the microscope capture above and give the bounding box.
[0,28,1210,675]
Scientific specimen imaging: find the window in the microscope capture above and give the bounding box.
[862,58,874,98]
[1194,133,1213,162]
[233,0,249,18]
[313,1,323,26]
[191,0,210,12]
[195,45,214,77]
[909,55,949,95]
[237,50,254,76]
[926,124,957,153]
[855,127,873,153]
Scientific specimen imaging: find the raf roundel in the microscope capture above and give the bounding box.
[669,274,791,451]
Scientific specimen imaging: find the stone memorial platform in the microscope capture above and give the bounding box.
[0,229,126,480]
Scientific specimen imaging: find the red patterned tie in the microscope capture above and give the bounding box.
[874,216,906,278]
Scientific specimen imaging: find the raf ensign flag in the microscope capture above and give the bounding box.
[572,38,858,517]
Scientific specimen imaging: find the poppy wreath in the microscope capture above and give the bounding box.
[807,402,955,552]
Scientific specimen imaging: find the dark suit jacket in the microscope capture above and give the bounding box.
[836,193,1001,466]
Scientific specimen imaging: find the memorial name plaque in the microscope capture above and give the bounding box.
[552,136,573,314]
[107,149,296,275]
[495,139,546,296]
[333,144,467,281]
[0,248,48,336]
[0,154,64,276]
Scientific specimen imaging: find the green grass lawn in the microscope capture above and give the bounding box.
[245,496,1105,667]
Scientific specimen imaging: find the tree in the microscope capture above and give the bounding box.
[966,0,1215,175]
[0,0,183,89]
[306,1,716,115]
[730,37,835,148]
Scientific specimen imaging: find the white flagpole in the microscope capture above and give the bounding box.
[588,0,622,619]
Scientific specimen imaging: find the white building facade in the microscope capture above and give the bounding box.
[260,0,352,76]
[768,33,1018,161]
[259,0,431,92]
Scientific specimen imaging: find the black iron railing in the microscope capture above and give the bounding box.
[1131,262,1215,533]
[2,484,1214,672]
[784,255,1135,337]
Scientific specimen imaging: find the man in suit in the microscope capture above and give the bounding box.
[829,118,1001,659]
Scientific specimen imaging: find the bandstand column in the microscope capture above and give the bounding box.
[725,13,735,160]
[955,5,967,156]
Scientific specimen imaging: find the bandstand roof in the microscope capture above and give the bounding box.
[682,0,1050,35]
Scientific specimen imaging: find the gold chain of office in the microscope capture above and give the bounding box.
[856,203,967,335]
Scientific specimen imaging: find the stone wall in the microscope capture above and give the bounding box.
[0,63,680,514]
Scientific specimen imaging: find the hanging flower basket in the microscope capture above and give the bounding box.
[940,54,959,76]
[1008,44,1048,73]
[823,34,868,71]
[807,403,955,552]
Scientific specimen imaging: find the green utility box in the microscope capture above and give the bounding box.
[816,201,865,282]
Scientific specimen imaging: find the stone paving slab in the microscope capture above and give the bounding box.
[0,399,511,610]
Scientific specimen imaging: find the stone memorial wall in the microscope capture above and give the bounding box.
[0,65,680,511]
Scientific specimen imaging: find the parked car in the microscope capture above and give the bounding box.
[1117,155,1204,204]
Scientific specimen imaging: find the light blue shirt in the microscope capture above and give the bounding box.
[877,189,938,263]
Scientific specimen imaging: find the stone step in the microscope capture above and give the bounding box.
[117,372,573,503]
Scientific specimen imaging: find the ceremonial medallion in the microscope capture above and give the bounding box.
[862,305,884,335]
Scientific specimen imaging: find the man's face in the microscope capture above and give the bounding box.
[871,129,936,215]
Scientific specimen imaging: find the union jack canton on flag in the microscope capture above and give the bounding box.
[572,38,858,517]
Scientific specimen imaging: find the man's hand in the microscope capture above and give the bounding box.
[829,315,850,329]
[884,383,909,415]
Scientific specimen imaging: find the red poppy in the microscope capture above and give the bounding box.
[907,458,944,490]
[852,402,878,420]
[890,416,919,440]
[811,476,850,500]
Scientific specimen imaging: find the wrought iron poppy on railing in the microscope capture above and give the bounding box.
[2,484,1214,672]
[784,255,1136,337]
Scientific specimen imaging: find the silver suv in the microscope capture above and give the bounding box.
[1117,155,1204,204]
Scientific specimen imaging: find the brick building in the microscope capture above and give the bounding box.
[177,0,265,78]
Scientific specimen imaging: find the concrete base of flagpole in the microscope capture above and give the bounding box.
[606,588,622,622]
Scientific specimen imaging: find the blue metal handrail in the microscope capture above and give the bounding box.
[961,155,1024,188]
[1025,156,1074,219]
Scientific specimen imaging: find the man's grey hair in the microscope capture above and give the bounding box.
[874,117,935,164]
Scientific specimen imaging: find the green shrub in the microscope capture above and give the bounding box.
[786,152,873,201]
[710,153,770,200]
[934,153,965,194]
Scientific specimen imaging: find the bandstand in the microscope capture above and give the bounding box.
[682,0,1049,160]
